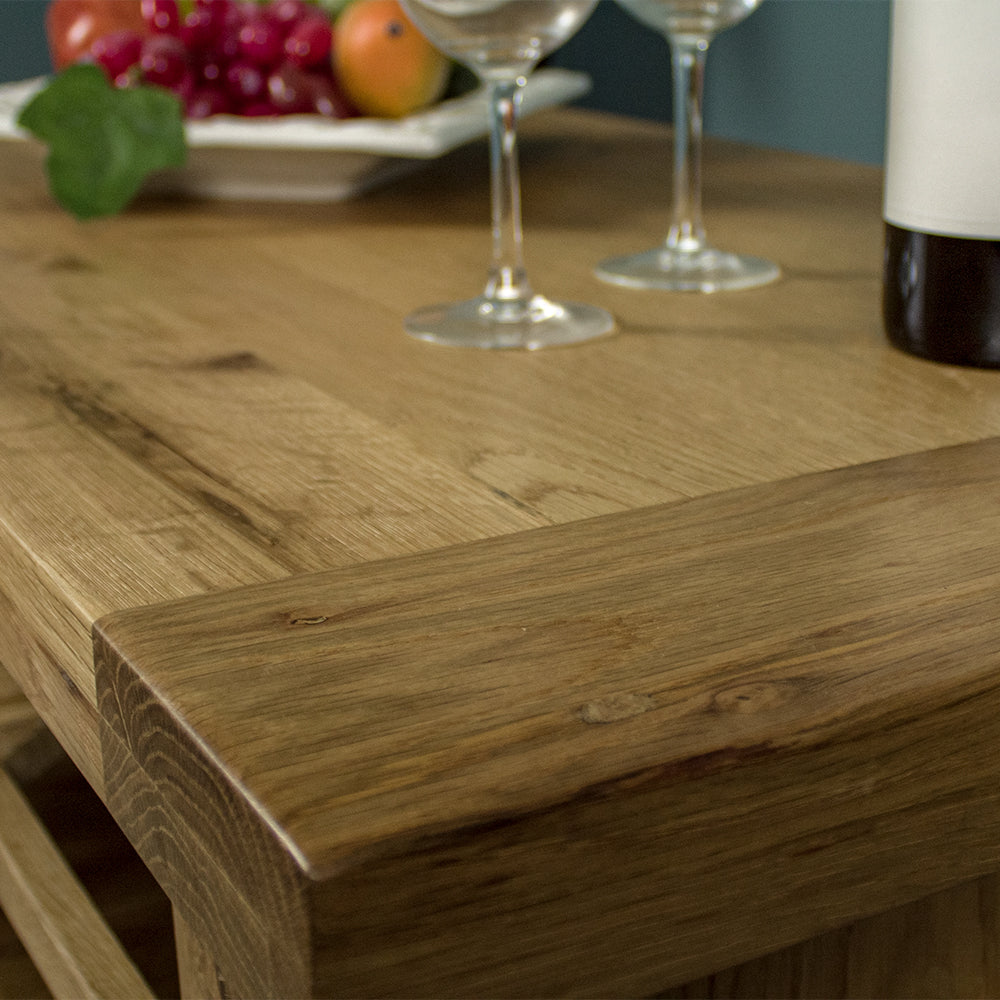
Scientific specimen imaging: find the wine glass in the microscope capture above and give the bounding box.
[596,0,780,292]
[400,0,614,349]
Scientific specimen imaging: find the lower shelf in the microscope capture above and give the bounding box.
[0,904,48,999]
[0,708,179,999]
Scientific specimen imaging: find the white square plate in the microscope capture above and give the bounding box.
[0,68,590,201]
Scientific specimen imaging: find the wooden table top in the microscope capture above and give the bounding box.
[3,105,1000,996]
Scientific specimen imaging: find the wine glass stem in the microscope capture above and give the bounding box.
[667,35,710,254]
[484,77,533,303]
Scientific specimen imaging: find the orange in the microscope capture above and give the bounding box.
[334,0,451,118]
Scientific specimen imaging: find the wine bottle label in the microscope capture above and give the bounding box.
[883,0,1000,240]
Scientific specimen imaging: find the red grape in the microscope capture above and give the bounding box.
[140,33,190,87]
[283,13,331,68]
[225,59,267,104]
[310,76,357,118]
[267,0,311,32]
[186,86,231,119]
[200,59,224,85]
[91,29,144,81]
[238,12,284,65]
[266,61,313,113]
[141,0,181,35]
[179,6,218,51]
[95,0,360,120]
[241,100,281,116]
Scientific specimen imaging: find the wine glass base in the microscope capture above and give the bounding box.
[595,246,780,292]
[404,294,614,350]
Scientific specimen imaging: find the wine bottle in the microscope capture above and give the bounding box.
[882,0,1000,367]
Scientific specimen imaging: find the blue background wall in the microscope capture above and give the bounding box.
[552,0,890,165]
[0,0,49,83]
[0,0,891,164]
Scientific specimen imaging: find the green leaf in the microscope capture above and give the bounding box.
[17,64,187,220]
[313,0,353,17]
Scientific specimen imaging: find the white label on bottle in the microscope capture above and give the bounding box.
[883,0,1000,239]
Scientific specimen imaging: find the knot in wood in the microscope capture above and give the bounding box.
[578,692,656,724]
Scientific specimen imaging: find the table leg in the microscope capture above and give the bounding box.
[174,909,227,1000]
[663,873,1000,998]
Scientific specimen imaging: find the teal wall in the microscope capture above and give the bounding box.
[550,0,891,164]
[0,0,891,164]
[0,0,49,82]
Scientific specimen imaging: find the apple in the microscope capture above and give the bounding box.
[45,0,148,70]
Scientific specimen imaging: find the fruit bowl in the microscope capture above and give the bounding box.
[0,68,590,202]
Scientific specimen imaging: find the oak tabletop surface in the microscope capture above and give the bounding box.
[4,105,1000,997]
[0,96,993,800]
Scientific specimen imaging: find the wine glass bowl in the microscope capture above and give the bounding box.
[399,1,593,78]
[400,0,614,349]
[596,0,780,292]
[619,0,762,37]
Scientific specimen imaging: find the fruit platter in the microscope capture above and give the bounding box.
[0,0,590,211]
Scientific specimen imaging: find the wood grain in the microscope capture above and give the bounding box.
[0,719,180,999]
[0,766,155,999]
[0,665,51,999]
[0,281,541,793]
[174,912,226,1000]
[0,905,50,1000]
[0,665,45,767]
[4,107,1000,996]
[3,110,1000,794]
[96,436,1000,996]
[661,874,1000,998]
